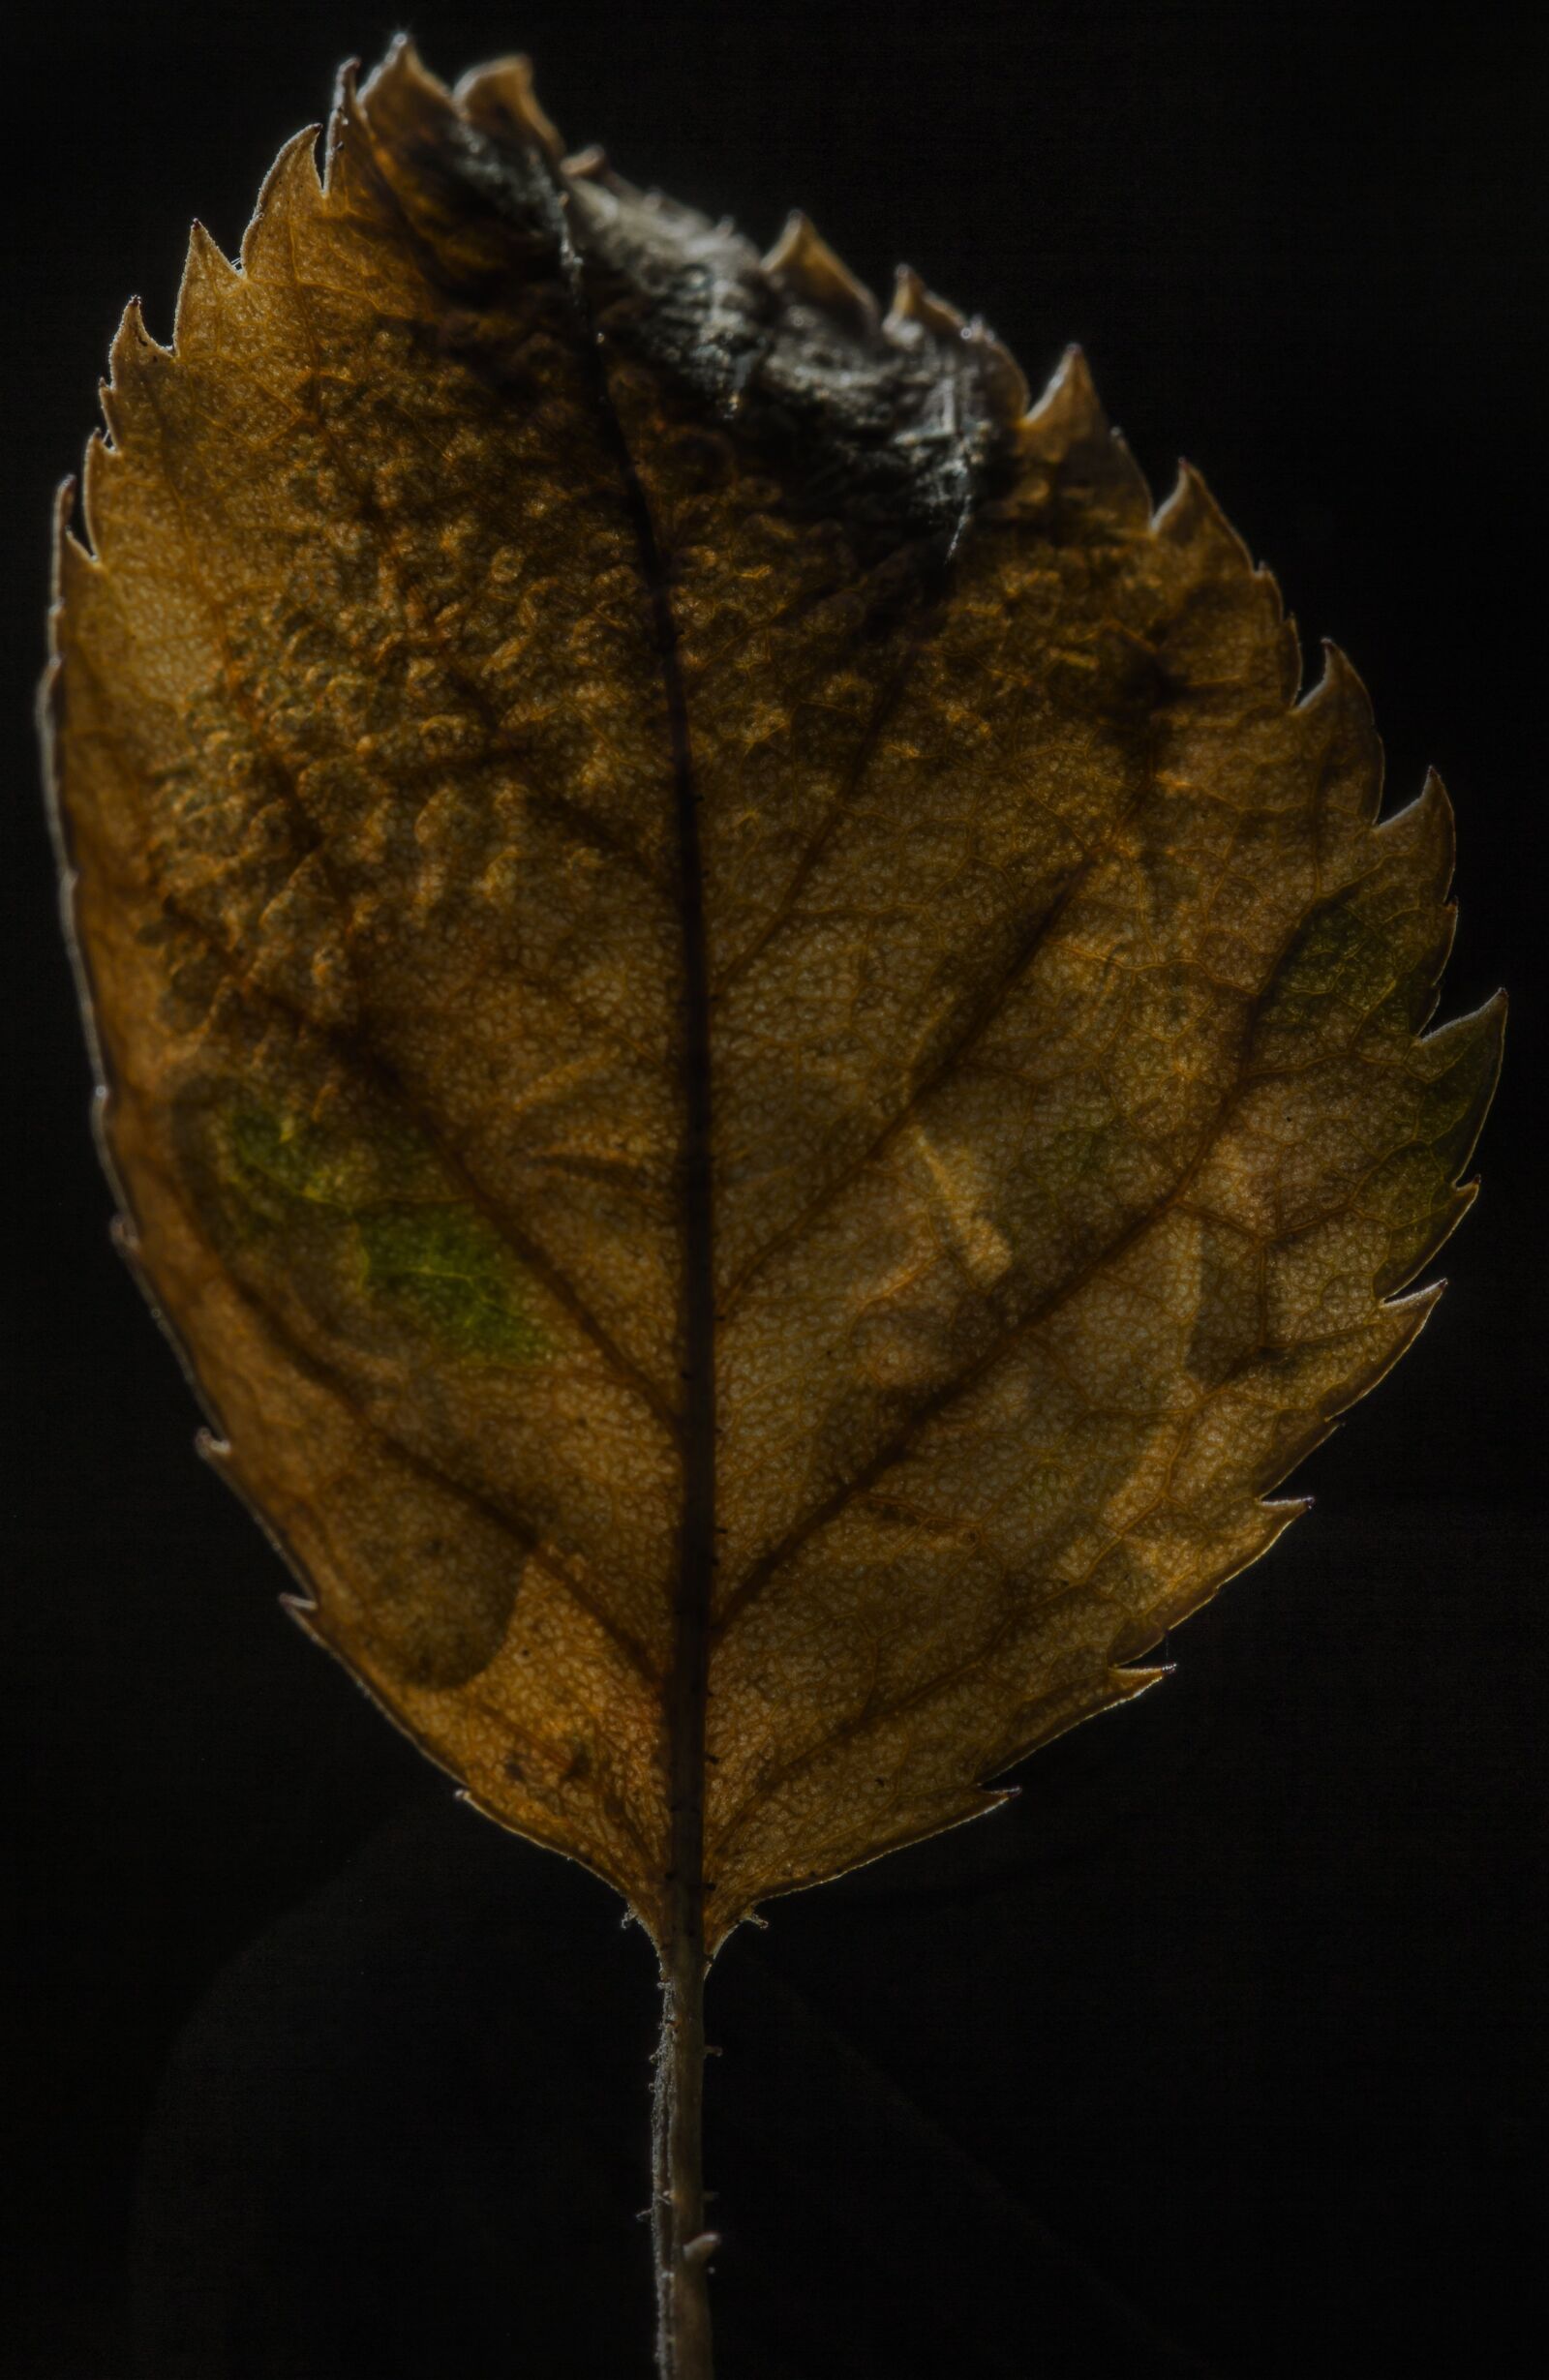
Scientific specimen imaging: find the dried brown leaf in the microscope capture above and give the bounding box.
[46,42,1502,1955]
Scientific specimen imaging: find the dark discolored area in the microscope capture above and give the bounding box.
[402,89,1025,562]
[332,1516,520,1692]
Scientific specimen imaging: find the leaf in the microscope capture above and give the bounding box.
[46,42,1502,1957]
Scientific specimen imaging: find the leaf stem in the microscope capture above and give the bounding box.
[653,1912,715,2379]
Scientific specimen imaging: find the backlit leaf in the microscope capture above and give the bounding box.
[46,42,1502,1955]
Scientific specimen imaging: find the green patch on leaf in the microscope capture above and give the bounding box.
[218,1101,546,1364]
[355,1202,547,1362]
[225,1103,382,1218]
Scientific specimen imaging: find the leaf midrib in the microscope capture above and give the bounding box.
[533,149,720,1928]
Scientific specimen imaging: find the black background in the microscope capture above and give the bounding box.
[3,3,1544,2373]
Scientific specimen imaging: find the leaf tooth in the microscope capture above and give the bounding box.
[884,264,966,341]
[1414,987,1508,1161]
[455,53,566,161]
[106,293,168,373]
[1305,636,1372,716]
[171,219,239,357]
[1369,999,1505,1297]
[762,210,881,335]
[77,428,117,562]
[882,269,1028,420]
[1273,609,1304,705]
[1102,1656,1171,1699]
[349,35,463,204]
[1358,1282,1448,1390]
[1229,1292,1446,1487]
[1413,765,1459,893]
[1016,345,1153,518]
[185,216,238,285]
[1245,1297,1445,1501]
[1153,458,1253,571]
[319,57,361,195]
[98,298,172,452]
[1107,1497,1311,1671]
[562,143,612,182]
[1381,1186,1480,1304]
[1299,640,1384,827]
[239,125,325,279]
[1381,770,1463,1033]
[359,30,455,117]
[1377,763,1457,898]
[1024,342,1108,440]
[49,476,97,595]
[963,316,1030,424]
[280,1588,324,1637]
[1384,1276,1448,1322]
